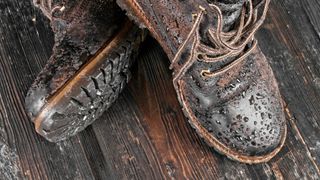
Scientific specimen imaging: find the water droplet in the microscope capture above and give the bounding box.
[269,129,273,134]
[235,135,243,141]
[216,120,221,125]
[219,108,226,115]
[267,125,270,130]
[249,95,255,105]
[256,93,265,99]
[244,117,249,122]
[252,130,257,135]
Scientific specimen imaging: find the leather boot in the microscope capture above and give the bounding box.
[26,0,145,142]
[116,0,286,163]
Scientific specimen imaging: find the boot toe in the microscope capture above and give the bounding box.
[204,81,286,157]
[179,48,287,163]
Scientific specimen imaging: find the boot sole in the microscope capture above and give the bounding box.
[32,20,144,142]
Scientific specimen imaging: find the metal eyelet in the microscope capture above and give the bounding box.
[201,69,212,77]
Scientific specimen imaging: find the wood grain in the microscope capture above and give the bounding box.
[0,0,319,179]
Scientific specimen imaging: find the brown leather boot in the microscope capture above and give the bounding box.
[116,0,286,163]
[25,0,145,142]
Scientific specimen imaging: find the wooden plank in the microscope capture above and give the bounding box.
[0,0,319,179]
[258,0,320,166]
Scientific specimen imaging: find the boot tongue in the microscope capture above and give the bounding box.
[214,0,245,31]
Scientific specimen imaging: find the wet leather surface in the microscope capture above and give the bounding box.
[116,0,286,158]
[24,0,146,142]
[26,0,125,120]
[183,48,286,156]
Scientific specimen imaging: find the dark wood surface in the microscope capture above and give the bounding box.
[0,0,319,179]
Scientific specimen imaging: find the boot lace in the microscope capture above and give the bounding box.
[170,0,270,86]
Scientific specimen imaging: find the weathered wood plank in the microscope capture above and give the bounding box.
[0,0,319,179]
[258,0,320,166]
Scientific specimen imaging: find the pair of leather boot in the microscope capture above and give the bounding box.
[26,0,286,164]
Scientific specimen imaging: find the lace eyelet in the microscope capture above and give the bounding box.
[201,69,212,77]
[52,5,65,18]
[197,53,204,60]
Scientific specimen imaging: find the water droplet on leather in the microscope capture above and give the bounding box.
[235,135,243,141]
[256,93,264,99]
[242,91,246,98]
[249,95,255,105]
[244,117,249,122]
[219,108,226,115]
[269,129,273,134]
